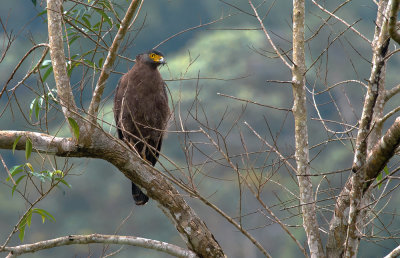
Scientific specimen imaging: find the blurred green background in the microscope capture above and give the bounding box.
[1,0,400,257]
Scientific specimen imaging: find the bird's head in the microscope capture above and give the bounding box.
[137,50,166,68]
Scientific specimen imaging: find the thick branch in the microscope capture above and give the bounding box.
[351,2,390,173]
[365,117,400,186]
[388,0,400,44]
[47,0,78,119]
[291,0,324,257]
[0,131,76,155]
[0,129,225,257]
[342,2,390,256]
[2,234,196,258]
[385,244,400,258]
[87,0,141,123]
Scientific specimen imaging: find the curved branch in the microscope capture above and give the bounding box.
[1,43,49,99]
[0,128,225,257]
[87,0,141,123]
[2,234,196,258]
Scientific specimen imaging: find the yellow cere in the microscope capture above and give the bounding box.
[149,53,163,62]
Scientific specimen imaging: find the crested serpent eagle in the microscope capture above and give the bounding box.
[114,50,169,205]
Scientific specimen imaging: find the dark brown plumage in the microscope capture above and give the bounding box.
[114,50,169,205]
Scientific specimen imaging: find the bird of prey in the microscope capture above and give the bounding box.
[114,50,169,205]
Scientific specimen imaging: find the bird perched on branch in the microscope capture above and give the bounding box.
[114,50,169,205]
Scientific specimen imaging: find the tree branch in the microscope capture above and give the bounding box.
[2,234,196,258]
[87,0,141,124]
[365,117,400,187]
[0,130,76,156]
[47,0,78,120]
[385,243,400,258]
[291,0,324,257]
[388,0,400,44]
[342,1,391,256]
[248,0,292,69]
[0,128,225,257]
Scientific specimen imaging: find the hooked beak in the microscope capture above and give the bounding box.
[159,57,166,65]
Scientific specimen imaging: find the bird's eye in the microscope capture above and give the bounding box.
[150,53,156,59]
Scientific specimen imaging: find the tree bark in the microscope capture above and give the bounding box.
[327,2,391,256]
[292,1,324,257]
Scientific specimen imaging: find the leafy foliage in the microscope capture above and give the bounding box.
[6,163,71,197]
[18,208,56,242]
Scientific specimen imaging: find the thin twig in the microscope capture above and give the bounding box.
[0,154,16,185]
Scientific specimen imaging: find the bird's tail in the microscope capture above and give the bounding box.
[132,182,149,205]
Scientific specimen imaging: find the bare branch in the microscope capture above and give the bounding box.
[2,234,196,258]
[87,0,141,124]
[0,154,16,185]
[47,0,78,120]
[217,92,291,111]
[248,0,292,69]
[311,0,371,44]
[1,43,49,99]
[291,0,324,256]
[351,3,390,173]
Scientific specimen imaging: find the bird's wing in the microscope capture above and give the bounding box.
[113,78,124,140]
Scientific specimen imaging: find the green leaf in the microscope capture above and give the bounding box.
[68,35,79,46]
[95,9,112,27]
[99,1,112,11]
[33,208,56,223]
[34,99,40,120]
[36,10,47,18]
[29,98,38,120]
[377,172,382,189]
[98,57,104,68]
[55,178,71,188]
[26,211,33,228]
[53,170,64,176]
[384,165,389,175]
[25,138,32,160]
[18,209,32,242]
[81,16,91,28]
[83,59,96,68]
[42,66,53,82]
[26,163,34,172]
[12,175,27,196]
[18,225,26,242]
[30,171,50,182]
[8,165,24,178]
[67,117,80,141]
[12,136,22,154]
